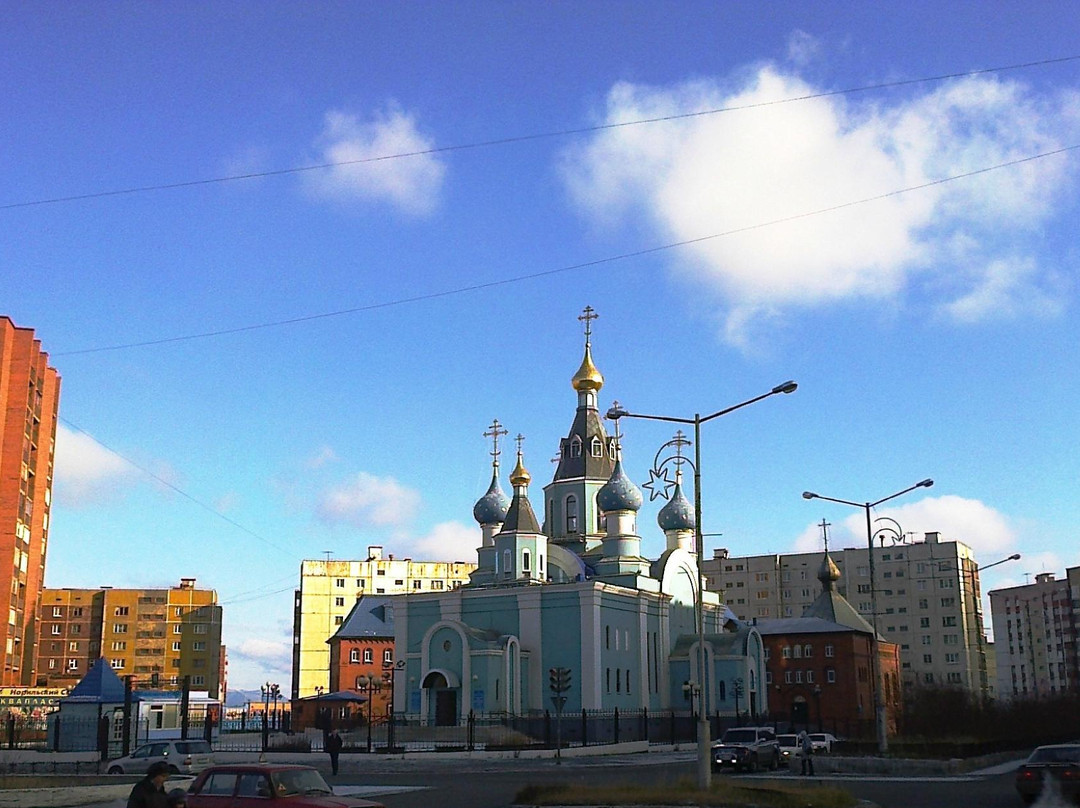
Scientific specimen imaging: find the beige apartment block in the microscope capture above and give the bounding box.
[702,533,992,697]
[990,567,1080,700]
[291,546,475,698]
[37,578,223,697]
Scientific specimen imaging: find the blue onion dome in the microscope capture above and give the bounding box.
[473,472,510,525]
[658,477,695,531]
[596,459,643,513]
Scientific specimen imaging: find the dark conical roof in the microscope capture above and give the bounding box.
[502,490,541,533]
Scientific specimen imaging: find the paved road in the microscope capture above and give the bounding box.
[71,751,1033,808]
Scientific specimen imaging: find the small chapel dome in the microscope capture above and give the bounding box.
[570,343,604,392]
[596,459,643,513]
[658,476,695,531]
[818,551,842,588]
[472,474,510,525]
[509,452,532,487]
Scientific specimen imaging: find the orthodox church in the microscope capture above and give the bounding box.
[391,309,768,725]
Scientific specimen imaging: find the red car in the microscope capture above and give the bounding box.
[186,764,387,808]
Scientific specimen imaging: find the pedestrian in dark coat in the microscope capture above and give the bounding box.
[326,729,343,775]
[127,761,172,808]
[799,731,815,776]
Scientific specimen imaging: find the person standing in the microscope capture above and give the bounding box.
[799,731,815,776]
[326,729,343,776]
[127,761,172,808]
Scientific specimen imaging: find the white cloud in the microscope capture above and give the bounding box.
[562,68,1077,346]
[786,31,821,67]
[305,104,446,214]
[233,637,291,665]
[316,472,420,528]
[304,446,338,469]
[793,494,1017,557]
[401,521,478,564]
[52,424,135,506]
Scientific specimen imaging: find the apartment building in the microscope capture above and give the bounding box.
[36,578,224,697]
[291,546,474,698]
[0,317,60,685]
[990,567,1080,700]
[703,532,990,696]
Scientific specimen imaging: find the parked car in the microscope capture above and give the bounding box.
[776,733,802,761]
[808,732,838,754]
[711,726,780,773]
[108,740,214,775]
[186,764,387,808]
[1015,743,1080,805]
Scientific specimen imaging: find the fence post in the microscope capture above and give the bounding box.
[580,709,587,747]
[52,717,61,752]
[6,714,13,749]
[544,710,551,747]
[669,710,675,744]
[203,710,214,743]
[98,715,110,762]
[180,676,191,740]
[613,707,619,744]
[122,676,133,757]
[643,707,648,744]
[467,710,475,751]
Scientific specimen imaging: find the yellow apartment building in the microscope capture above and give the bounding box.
[291,546,474,698]
[37,578,223,697]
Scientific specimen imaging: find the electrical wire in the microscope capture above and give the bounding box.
[53,142,1080,357]
[58,416,293,555]
[3,55,1077,212]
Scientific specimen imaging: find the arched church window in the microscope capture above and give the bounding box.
[522,549,531,573]
[350,649,359,663]
[570,437,582,458]
[719,680,726,701]
[566,495,578,533]
[590,436,603,457]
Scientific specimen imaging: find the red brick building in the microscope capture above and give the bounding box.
[293,597,395,730]
[0,318,60,686]
[758,550,902,738]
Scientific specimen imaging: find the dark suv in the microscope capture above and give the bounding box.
[711,726,781,773]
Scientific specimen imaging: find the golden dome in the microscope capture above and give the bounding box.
[509,452,531,487]
[571,343,604,391]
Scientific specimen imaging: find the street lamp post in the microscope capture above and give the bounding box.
[969,553,1021,698]
[383,660,404,752]
[314,686,324,737]
[802,479,934,754]
[608,379,797,790]
[356,675,379,753]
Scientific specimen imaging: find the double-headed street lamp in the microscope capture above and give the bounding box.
[802,479,934,754]
[608,379,798,790]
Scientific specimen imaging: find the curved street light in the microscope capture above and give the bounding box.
[801,479,933,754]
[607,379,797,789]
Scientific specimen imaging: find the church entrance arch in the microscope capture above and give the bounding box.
[423,671,459,727]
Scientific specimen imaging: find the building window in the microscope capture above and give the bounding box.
[591,437,603,457]
[192,676,205,686]
[114,607,129,616]
[70,624,82,634]
[350,649,359,663]
[110,659,123,669]
[384,649,392,663]
[942,616,957,627]
[67,659,78,670]
[803,644,812,657]
[173,625,183,635]
[335,579,345,588]
[616,668,621,692]
[782,646,791,658]
[947,672,962,684]
[50,625,60,635]
[824,668,835,683]
[920,617,931,628]
[193,624,208,634]
[413,580,422,590]
[785,671,793,684]
[52,607,62,617]
[566,496,578,533]
[172,642,181,652]
[335,616,344,625]
[807,670,815,683]
[113,624,128,634]
[824,645,834,658]
[522,549,531,573]
[363,649,373,664]
[923,654,933,664]
[68,641,78,651]
[432,580,444,590]
[793,645,802,659]
[570,437,582,458]
[193,642,206,651]
[335,597,345,607]
[626,669,631,694]
[111,641,126,651]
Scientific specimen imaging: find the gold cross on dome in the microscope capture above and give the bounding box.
[578,305,598,344]
[515,433,525,457]
[819,518,832,552]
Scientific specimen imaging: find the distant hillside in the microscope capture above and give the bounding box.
[225,688,266,707]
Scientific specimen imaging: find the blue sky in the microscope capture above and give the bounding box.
[4,3,1079,690]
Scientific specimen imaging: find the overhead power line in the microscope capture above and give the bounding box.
[54,143,1080,357]
[58,417,293,555]
[3,55,1078,212]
